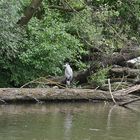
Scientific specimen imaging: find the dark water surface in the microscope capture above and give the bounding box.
[0,102,140,140]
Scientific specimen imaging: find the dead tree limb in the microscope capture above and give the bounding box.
[113,84,140,96]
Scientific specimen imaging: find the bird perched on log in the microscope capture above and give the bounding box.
[64,63,73,86]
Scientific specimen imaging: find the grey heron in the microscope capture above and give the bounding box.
[64,63,73,86]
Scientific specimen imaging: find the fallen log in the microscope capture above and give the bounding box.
[0,84,140,104]
[0,88,126,103]
[109,78,134,83]
[109,67,140,78]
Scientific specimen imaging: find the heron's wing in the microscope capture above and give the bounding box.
[65,69,71,77]
[65,67,73,80]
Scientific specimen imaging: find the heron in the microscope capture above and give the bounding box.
[64,63,73,86]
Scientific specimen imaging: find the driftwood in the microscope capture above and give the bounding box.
[0,84,140,104]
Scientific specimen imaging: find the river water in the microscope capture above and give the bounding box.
[0,102,140,140]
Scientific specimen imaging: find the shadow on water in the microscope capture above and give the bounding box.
[0,102,140,140]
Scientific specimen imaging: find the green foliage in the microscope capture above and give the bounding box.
[0,0,27,86]
[0,0,23,59]
[89,68,109,86]
[18,6,86,77]
[0,0,87,87]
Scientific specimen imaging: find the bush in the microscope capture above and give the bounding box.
[89,68,109,87]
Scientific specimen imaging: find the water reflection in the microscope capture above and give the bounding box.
[64,111,73,140]
[107,105,117,130]
[0,103,140,140]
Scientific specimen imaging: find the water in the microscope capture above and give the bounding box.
[0,102,140,140]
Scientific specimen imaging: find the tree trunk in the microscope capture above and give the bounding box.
[17,0,43,26]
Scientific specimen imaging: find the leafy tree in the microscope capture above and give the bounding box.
[0,0,86,87]
[0,0,27,86]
